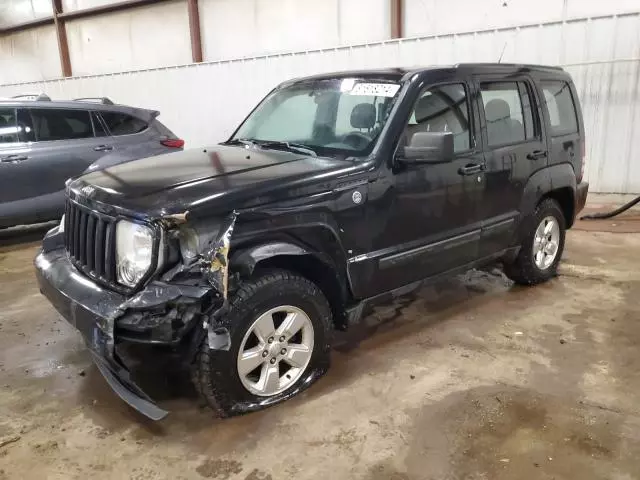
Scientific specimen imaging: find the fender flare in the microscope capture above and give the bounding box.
[519,163,576,217]
[231,241,319,277]
[515,163,577,243]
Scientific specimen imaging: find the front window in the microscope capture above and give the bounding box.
[231,78,402,158]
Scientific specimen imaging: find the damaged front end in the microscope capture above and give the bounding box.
[34,211,238,420]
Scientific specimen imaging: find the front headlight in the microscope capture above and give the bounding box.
[116,220,154,287]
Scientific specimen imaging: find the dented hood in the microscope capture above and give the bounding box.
[70,145,355,218]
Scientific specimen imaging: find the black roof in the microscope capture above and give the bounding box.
[287,63,565,85]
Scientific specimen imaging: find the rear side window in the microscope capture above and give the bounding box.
[480,82,529,147]
[0,108,19,143]
[29,109,93,141]
[541,81,579,136]
[101,112,147,135]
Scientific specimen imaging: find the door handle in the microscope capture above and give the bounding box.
[458,163,485,176]
[526,150,548,160]
[1,154,28,163]
[94,145,113,152]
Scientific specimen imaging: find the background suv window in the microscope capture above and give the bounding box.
[406,83,471,152]
[29,109,93,141]
[101,112,147,135]
[541,81,579,136]
[91,112,108,137]
[0,109,19,143]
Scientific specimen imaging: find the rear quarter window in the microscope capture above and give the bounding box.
[101,112,147,136]
[541,81,579,136]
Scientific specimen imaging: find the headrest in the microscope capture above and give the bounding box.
[485,99,511,122]
[414,96,433,124]
[350,103,376,129]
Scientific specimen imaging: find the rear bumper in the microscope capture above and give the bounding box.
[575,181,589,217]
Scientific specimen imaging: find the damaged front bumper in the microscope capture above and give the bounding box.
[34,228,216,420]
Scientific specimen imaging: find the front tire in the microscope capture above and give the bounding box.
[192,269,332,416]
[504,198,566,285]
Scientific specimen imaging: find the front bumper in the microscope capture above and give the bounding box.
[34,229,211,420]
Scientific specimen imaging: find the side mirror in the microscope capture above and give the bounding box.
[399,132,454,164]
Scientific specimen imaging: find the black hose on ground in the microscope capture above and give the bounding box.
[580,195,640,220]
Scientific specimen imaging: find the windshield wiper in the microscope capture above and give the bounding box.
[224,138,257,147]
[253,140,318,157]
[225,138,318,157]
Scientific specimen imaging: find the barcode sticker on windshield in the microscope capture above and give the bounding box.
[349,83,400,97]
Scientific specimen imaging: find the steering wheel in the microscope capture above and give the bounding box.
[342,132,371,149]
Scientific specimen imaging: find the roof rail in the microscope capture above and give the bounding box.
[12,93,51,101]
[73,97,114,105]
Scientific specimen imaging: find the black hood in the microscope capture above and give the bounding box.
[70,145,357,218]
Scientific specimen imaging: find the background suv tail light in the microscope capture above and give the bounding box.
[161,138,185,148]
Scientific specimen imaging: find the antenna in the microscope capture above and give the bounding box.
[498,41,508,63]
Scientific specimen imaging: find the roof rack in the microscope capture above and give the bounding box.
[73,97,114,105]
[12,93,51,101]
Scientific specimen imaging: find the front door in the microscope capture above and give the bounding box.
[0,107,107,226]
[473,76,546,257]
[349,80,485,298]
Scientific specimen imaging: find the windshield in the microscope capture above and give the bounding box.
[231,78,402,159]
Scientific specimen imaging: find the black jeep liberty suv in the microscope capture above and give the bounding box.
[35,64,589,419]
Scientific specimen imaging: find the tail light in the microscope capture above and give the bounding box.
[578,138,586,182]
[161,138,185,148]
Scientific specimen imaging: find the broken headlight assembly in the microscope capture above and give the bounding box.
[178,226,199,262]
[116,220,154,287]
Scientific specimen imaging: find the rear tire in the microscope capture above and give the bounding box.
[504,198,566,285]
[192,269,332,417]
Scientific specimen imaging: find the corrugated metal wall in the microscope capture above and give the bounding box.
[1,11,639,193]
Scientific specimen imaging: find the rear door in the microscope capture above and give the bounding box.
[0,107,32,223]
[473,75,546,257]
[537,79,582,178]
[0,107,107,222]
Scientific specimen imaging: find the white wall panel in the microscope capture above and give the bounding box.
[404,0,640,37]
[339,0,390,45]
[0,25,61,84]
[1,12,640,192]
[200,0,339,61]
[200,0,390,61]
[65,1,191,76]
[0,0,52,28]
[62,0,124,11]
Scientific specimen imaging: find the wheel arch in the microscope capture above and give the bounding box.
[517,164,577,243]
[230,230,353,330]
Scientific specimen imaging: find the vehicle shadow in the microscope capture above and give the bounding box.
[0,222,56,248]
[95,267,514,425]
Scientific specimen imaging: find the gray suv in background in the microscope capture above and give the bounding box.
[0,94,183,228]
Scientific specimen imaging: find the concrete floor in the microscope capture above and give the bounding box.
[1,209,640,480]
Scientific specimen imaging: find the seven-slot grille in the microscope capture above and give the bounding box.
[64,199,117,285]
